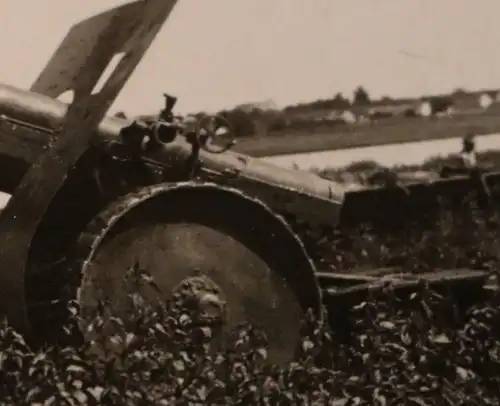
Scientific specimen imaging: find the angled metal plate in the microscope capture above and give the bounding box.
[0,0,178,332]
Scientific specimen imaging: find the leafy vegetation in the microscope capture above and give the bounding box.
[3,155,500,404]
[2,263,500,404]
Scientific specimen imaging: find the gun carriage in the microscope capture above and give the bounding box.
[0,0,498,363]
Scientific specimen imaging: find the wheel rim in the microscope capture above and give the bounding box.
[76,185,320,364]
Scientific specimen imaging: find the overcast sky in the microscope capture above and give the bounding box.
[1,1,500,115]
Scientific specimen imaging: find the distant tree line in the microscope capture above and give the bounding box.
[117,86,493,139]
[284,86,370,113]
[212,86,484,138]
[208,86,375,138]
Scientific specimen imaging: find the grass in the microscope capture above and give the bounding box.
[233,109,500,157]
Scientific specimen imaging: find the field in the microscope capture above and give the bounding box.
[233,110,500,157]
[3,155,500,404]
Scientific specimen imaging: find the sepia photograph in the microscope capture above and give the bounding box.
[0,0,499,404]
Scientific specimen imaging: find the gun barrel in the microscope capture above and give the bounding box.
[0,84,350,226]
[0,84,131,191]
[0,83,128,139]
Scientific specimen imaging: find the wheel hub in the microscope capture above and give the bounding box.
[171,275,226,325]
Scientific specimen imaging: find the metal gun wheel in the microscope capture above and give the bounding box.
[73,183,320,364]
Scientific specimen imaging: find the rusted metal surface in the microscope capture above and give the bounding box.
[0,0,178,332]
[70,182,321,363]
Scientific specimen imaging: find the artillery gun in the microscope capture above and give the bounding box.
[0,0,497,364]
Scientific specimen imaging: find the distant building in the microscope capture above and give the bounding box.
[352,98,418,119]
[236,99,278,113]
[451,89,500,111]
[416,95,454,117]
[416,101,433,117]
[367,103,416,118]
[325,109,356,123]
[477,90,500,108]
[479,93,495,109]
